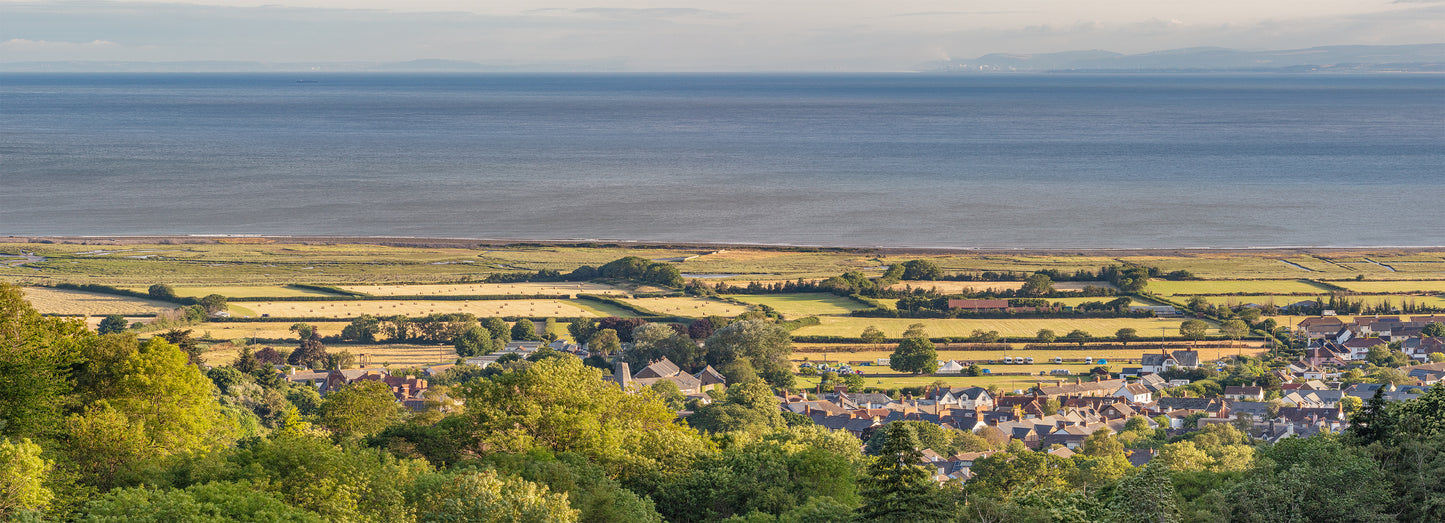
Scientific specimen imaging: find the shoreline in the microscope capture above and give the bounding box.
[4,235,1441,257]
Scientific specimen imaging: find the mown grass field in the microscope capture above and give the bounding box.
[339,282,631,296]
[1147,279,1334,296]
[725,293,868,318]
[792,345,1265,368]
[620,297,750,317]
[793,317,1211,339]
[792,344,1268,392]
[236,299,600,319]
[120,285,341,298]
[22,287,178,315]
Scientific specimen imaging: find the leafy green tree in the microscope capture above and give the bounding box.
[288,334,328,369]
[0,283,91,439]
[889,336,937,375]
[319,380,402,440]
[288,322,315,340]
[0,438,53,518]
[858,423,953,522]
[1065,329,1091,347]
[148,283,177,300]
[341,314,381,343]
[183,433,428,522]
[568,317,598,344]
[1020,273,1054,297]
[159,328,202,365]
[460,357,708,479]
[1179,320,1209,341]
[587,329,621,355]
[1423,322,1445,337]
[484,317,512,345]
[902,323,928,338]
[686,380,785,435]
[1220,319,1249,342]
[966,448,1076,497]
[626,323,702,371]
[198,293,228,315]
[98,314,129,335]
[511,319,539,341]
[704,320,795,389]
[76,481,322,522]
[407,470,579,523]
[860,325,887,346]
[1115,328,1138,345]
[454,326,494,358]
[649,381,688,411]
[900,260,942,280]
[1036,329,1057,343]
[1110,462,1180,523]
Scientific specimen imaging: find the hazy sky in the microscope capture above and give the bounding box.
[2,0,1442,70]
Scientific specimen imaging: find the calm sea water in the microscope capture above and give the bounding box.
[2,73,1442,248]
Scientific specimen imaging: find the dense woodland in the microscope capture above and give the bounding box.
[4,277,1445,522]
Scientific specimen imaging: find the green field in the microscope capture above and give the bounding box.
[620,297,750,317]
[1147,279,1334,296]
[725,293,869,318]
[793,317,1210,339]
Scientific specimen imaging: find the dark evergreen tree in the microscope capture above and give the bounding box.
[858,423,953,522]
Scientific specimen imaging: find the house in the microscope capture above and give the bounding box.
[1115,382,1153,403]
[1140,350,1200,374]
[1222,386,1265,402]
[1137,373,1169,392]
[1035,378,1126,398]
[930,386,994,410]
[1342,337,1388,361]
[1226,401,1273,421]
[1297,317,1345,339]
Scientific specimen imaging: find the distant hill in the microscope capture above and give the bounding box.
[920,44,1445,73]
[0,59,625,73]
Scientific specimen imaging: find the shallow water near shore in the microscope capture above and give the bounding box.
[2,73,1442,248]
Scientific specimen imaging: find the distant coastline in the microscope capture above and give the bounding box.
[4,236,1442,257]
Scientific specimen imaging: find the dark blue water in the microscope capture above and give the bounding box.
[2,73,1442,248]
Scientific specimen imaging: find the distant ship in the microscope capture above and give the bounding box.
[295,80,318,83]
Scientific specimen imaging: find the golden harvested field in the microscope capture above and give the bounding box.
[23,287,178,315]
[185,321,354,342]
[620,297,750,317]
[1182,295,1445,309]
[119,285,340,298]
[198,343,456,368]
[339,282,631,296]
[887,280,1115,294]
[1331,280,1445,294]
[237,299,599,319]
[794,317,1212,339]
[1148,279,1333,296]
[725,293,868,317]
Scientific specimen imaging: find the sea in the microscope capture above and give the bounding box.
[2,73,1442,249]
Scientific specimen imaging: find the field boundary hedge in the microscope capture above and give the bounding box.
[49,283,194,305]
[226,294,571,302]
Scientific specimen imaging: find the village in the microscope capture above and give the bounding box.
[271,312,1445,487]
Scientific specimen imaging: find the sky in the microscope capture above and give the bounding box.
[2,0,1443,71]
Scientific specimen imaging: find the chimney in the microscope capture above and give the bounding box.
[1057,379,1064,387]
[1095,375,1101,382]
